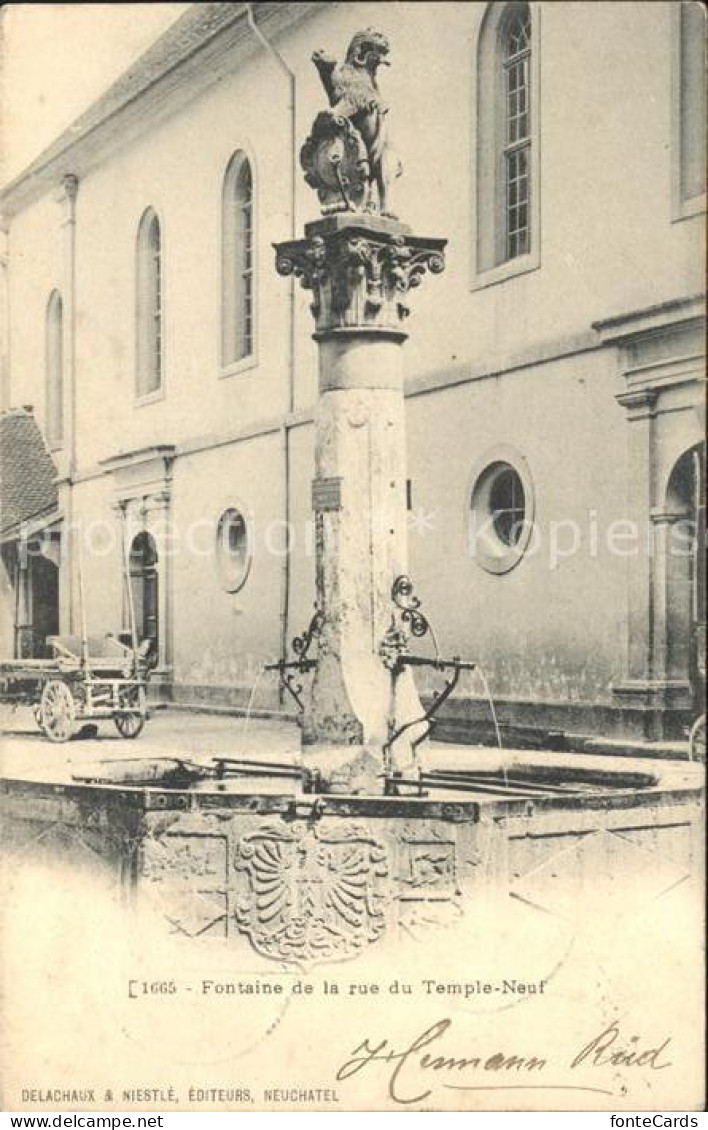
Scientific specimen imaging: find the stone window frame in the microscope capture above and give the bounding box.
[215,504,253,594]
[471,1,542,291]
[220,149,258,378]
[135,207,166,404]
[467,444,536,575]
[45,289,64,450]
[671,1,707,224]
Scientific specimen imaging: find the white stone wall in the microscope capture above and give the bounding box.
[407,347,628,704]
[2,2,704,722]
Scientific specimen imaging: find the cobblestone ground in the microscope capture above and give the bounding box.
[1,702,698,792]
[0,705,302,783]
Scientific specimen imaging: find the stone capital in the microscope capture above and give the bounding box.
[61,174,79,202]
[149,489,172,511]
[274,216,445,337]
[650,507,691,526]
[615,386,659,419]
[55,173,79,224]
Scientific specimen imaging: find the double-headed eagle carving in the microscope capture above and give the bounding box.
[234,823,389,965]
[301,29,401,217]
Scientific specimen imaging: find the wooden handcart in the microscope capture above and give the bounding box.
[0,634,152,742]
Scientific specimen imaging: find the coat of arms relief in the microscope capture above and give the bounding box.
[233,821,389,965]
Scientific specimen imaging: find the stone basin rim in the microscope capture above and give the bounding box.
[2,775,703,821]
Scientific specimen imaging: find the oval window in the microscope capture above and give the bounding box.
[488,465,525,547]
[469,453,534,574]
[216,508,251,593]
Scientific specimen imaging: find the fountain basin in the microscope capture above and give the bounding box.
[1,748,702,966]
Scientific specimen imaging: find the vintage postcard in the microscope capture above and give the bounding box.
[0,0,705,1115]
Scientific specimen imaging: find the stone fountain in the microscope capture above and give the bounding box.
[272,26,446,794]
[1,31,703,969]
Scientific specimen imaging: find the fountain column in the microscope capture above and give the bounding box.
[274,31,445,791]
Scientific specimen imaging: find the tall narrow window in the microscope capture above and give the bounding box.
[136,208,163,397]
[474,2,539,286]
[222,152,254,368]
[502,5,531,260]
[675,2,706,215]
[45,290,63,448]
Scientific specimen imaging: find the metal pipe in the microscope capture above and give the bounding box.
[62,175,79,476]
[0,225,10,412]
[245,3,296,405]
[120,505,139,654]
[61,174,79,633]
[426,771,576,796]
[245,4,297,702]
[244,4,296,245]
[76,531,89,671]
[12,548,21,658]
[397,655,477,671]
[278,423,291,707]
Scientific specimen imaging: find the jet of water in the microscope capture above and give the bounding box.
[471,665,509,790]
[242,665,268,737]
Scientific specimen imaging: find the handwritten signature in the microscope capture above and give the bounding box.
[335,1018,673,1104]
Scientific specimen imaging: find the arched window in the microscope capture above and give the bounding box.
[673,2,706,219]
[45,290,63,448]
[136,208,163,397]
[502,4,531,260]
[474,2,539,286]
[221,152,254,368]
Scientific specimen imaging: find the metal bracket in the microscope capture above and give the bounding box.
[265,608,323,712]
[391,574,430,639]
[292,608,324,665]
[379,574,435,672]
[379,577,478,787]
[383,656,477,782]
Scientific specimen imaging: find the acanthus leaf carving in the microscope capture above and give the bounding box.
[274,228,446,333]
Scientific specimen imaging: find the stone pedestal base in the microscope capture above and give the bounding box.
[309,745,382,795]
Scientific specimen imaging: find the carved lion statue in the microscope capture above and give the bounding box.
[304,28,402,217]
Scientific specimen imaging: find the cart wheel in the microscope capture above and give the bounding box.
[39,679,76,743]
[114,687,147,739]
[689,714,706,763]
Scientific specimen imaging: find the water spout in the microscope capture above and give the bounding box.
[242,665,268,737]
[472,666,508,789]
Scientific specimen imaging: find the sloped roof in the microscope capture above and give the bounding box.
[26,4,244,162]
[0,1,323,217]
[0,408,59,540]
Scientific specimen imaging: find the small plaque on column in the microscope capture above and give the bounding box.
[312,477,342,512]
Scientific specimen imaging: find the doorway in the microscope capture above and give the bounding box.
[129,531,159,665]
[665,444,705,705]
[16,550,61,659]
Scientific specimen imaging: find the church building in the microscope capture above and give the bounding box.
[1,1,704,744]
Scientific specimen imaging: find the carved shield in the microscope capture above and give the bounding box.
[234,821,389,966]
[300,111,369,214]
